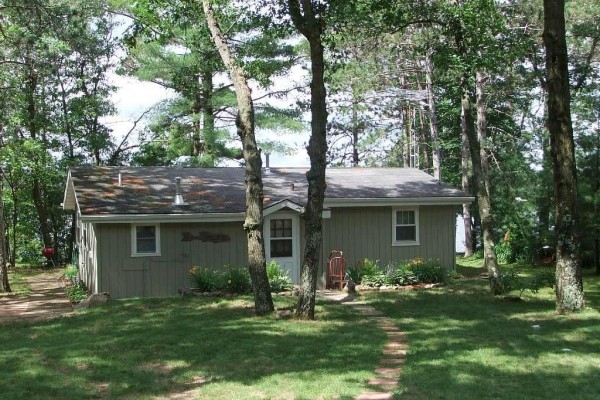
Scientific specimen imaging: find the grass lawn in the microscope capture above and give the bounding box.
[0,295,385,400]
[362,257,600,399]
[0,267,37,296]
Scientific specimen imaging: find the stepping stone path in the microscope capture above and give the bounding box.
[318,291,408,400]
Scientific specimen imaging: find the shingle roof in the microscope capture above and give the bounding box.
[66,166,469,216]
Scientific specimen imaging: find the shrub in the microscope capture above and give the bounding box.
[495,242,514,264]
[406,259,447,284]
[347,258,381,284]
[498,269,556,296]
[64,265,79,281]
[361,271,390,287]
[222,267,252,294]
[189,266,221,292]
[266,261,293,292]
[66,283,88,303]
[63,265,87,303]
[388,266,419,286]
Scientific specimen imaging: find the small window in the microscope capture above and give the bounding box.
[392,208,419,246]
[131,224,161,256]
[270,218,293,257]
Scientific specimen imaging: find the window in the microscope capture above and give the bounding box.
[131,224,161,256]
[392,208,419,246]
[270,218,293,257]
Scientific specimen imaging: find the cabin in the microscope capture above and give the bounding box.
[62,166,472,298]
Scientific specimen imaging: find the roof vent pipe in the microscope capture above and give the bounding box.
[118,173,122,187]
[172,177,188,206]
[264,151,270,174]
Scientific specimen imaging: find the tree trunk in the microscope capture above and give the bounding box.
[476,70,491,196]
[287,0,328,320]
[351,94,359,166]
[538,132,552,244]
[201,0,274,315]
[595,127,599,275]
[461,104,474,258]
[418,107,430,171]
[202,68,216,164]
[401,105,410,167]
[543,0,585,311]
[0,170,11,293]
[461,75,501,293]
[424,49,441,180]
[452,20,501,293]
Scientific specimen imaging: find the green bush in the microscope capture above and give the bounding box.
[498,269,556,296]
[188,266,252,294]
[222,267,252,294]
[64,265,79,281]
[389,265,419,286]
[66,283,87,303]
[495,242,514,264]
[347,258,381,284]
[188,266,221,292]
[63,265,87,303]
[473,249,484,259]
[266,261,293,292]
[407,259,448,284]
[361,271,390,287]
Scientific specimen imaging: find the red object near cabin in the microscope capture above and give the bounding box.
[42,246,55,260]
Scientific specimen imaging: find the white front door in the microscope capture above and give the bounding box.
[264,212,300,283]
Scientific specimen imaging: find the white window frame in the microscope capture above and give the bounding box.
[269,217,294,258]
[131,224,161,257]
[392,207,420,246]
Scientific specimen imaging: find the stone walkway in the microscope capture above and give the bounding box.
[0,269,73,324]
[319,290,407,400]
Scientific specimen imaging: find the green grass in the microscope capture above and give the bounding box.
[0,295,385,400]
[364,259,600,400]
[0,268,38,296]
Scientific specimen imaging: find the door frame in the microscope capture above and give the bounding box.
[264,211,301,283]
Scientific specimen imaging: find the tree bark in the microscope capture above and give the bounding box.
[452,19,501,293]
[0,168,11,292]
[201,0,274,315]
[351,94,359,166]
[202,68,216,164]
[424,49,441,180]
[542,0,585,311]
[460,74,501,293]
[287,0,328,320]
[461,104,474,258]
[476,70,491,196]
[402,105,410,167]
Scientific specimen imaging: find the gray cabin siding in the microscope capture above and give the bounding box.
[321,205,457,280]
[78,221,98,293]
[95,221,248,299]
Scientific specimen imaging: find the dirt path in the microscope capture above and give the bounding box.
[0,269,73,324]
[319,290,407,400]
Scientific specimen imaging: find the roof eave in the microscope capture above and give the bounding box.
[324,197,475,207]
[79,212,246,224]
[62,170,78,211]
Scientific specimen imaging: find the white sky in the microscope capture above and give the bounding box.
[103,54,311,168]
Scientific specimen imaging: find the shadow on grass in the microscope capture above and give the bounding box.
[0,296,385,399]
[365,279,600,400]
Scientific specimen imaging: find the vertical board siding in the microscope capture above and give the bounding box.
[90,205,457,298]
[96,221,247,299]
[78,222,98,294]
[321,206,457,284]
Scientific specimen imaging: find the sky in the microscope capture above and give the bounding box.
[102,58,312,168]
